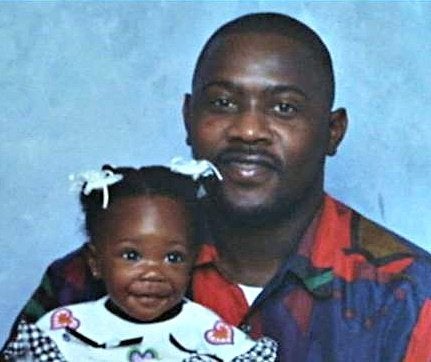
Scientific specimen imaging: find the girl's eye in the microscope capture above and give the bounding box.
[121,250,141,262]
[273,102,297,116]
[164,251,185,264]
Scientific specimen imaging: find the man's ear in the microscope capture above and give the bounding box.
[183,93,192,146]
[327,108,348,156]
[86,242,101,279]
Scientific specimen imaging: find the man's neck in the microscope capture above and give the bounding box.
[206,191,324,287]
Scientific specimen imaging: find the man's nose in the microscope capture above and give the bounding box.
[226,108,272,145]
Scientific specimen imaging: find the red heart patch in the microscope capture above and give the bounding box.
[204,320,234,345]
[50,308,80,330]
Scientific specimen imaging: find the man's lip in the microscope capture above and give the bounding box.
[215,154,279,184]
[217,152,279,171]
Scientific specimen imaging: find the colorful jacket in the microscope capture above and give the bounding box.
[2,195,431,361]
[192,196,431,361]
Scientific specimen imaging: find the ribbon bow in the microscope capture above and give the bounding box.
[169,157,223,181]
[69,169,123,209]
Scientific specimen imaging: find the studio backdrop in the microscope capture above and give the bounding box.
[0,1,430,343]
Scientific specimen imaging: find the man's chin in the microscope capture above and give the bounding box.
[212,195,291,229]
[203,180,294,227]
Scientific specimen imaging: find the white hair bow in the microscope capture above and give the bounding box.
[169,157,223,198]
[69,169,123,209]
[168,157,223,181]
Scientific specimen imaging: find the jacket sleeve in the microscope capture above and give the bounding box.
[1,245,105,354]
[403,298,431,362]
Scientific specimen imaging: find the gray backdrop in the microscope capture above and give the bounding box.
[1,1,430,343]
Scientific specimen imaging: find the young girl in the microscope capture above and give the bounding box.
[4,165,276,361]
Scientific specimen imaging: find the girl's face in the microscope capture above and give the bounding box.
[89,195,195,322]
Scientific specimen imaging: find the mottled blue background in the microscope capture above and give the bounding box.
[1,1,430,342]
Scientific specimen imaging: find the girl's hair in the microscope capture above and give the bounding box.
[80,165,201,244]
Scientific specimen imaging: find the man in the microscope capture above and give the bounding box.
[3,13,431,361]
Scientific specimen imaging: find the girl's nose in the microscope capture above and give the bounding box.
[137,260,165,281]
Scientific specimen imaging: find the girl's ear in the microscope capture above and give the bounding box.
[86,242,101,279]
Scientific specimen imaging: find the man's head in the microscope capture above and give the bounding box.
[183,13,347,226]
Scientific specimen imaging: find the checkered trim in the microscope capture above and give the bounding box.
[184,356,220,362]
[232,337,277,362]
[2,319,66,362]
[183,337,277,362]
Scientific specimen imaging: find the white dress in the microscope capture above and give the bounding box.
[4,296,276,362]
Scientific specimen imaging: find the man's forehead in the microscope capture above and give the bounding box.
[205,31,309,58]
[196,32,321,85]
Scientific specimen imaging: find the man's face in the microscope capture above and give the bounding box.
[184,32,345,221]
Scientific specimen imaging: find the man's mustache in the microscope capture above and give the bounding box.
[214,146,283,173]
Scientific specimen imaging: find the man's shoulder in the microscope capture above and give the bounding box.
[331,198,431,290]
[347,205,431,262]
[49,245,88,272]
[42,245,93,288]
[27,244,105,317]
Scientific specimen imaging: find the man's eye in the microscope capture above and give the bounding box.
[164,251,185,264]
[273,102,297,115]
[121,250,141,262]
[210,98,236,110]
